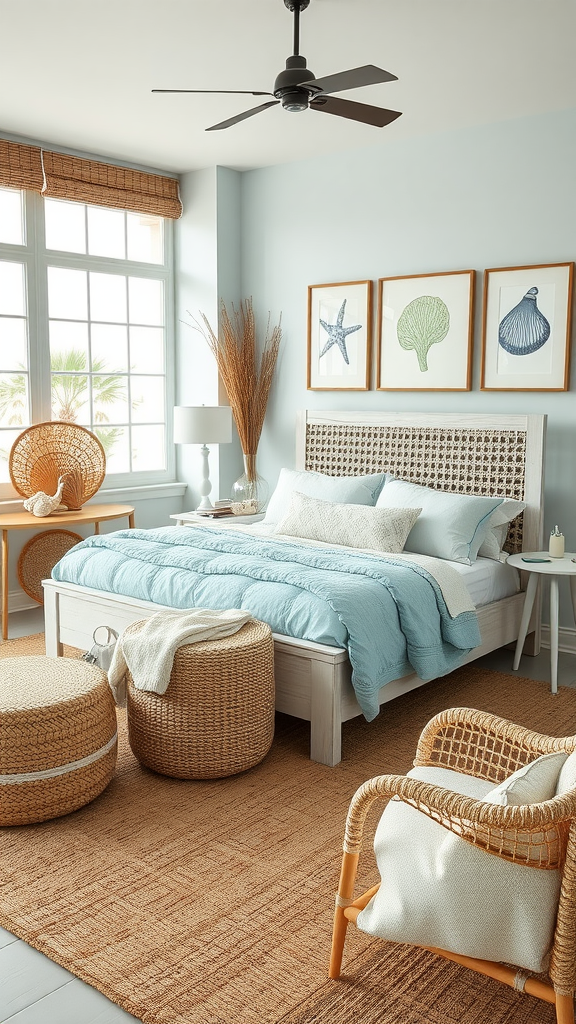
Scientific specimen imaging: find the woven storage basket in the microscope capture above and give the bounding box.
[0,656,117,826]
[125,618,275,779]
[17,529,83,604]
[9,421,106,510]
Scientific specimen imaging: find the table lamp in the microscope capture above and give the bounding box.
[173,405,233,510]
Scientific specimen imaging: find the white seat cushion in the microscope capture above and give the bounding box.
[356,757,567,973]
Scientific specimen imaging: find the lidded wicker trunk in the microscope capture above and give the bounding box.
[125,618,275,779]
[0,656,117,825]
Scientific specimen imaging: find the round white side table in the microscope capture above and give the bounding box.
[507,551,576,694]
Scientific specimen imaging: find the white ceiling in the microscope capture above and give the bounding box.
[2,0,575,175]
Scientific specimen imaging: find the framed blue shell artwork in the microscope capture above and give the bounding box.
[481,263,574,391]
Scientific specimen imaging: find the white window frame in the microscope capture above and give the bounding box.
[0,189,176,501]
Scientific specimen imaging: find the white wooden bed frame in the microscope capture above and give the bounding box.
[43,410,546,768]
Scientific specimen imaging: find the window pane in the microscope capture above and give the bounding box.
[48,267,88,320]
[0,261,26,316]
[0,373,29,427]
[87,206,126,260]
[91,324,128,372]
[50,372,91,424]
[97,426,129,473]
[129,326,164,372]
[130,375,164,423]
[49,321,89,366]
[0,188,24,245]
[45,199,86,254]
[0,317,28,369]
[92,374,128,425]
[127,213,163,264]
[89,272,127,323]
[132,424,165,471]
[0,428,26,481]
[129,277,163,325]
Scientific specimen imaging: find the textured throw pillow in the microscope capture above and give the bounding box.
[483,751,567,806]
[556,750,576,795]
[356,763,564,973]
[263,468,386,526]
[376,478,503,564]
[274,492,421,552]
[477,498,527,561]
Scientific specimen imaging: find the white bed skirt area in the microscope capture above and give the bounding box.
[452,558,520,608]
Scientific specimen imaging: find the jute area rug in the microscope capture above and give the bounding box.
[1,634,574,1024]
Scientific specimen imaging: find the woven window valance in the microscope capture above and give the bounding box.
[0,138,182,219]
[0,139,43,192]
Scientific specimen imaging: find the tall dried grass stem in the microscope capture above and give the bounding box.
[192,299,281,463]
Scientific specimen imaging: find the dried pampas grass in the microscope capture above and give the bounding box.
[193,299,282,465]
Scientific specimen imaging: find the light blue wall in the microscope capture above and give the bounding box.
[234,106,576,625]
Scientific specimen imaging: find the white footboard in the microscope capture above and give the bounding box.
[43,580,528,768]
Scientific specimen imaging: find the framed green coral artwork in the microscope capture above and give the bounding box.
[377,270,475,391]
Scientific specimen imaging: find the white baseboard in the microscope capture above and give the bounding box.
[6,591,40,615]
[540,624,576,656]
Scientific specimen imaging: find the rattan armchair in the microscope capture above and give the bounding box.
[330,707,576,1024]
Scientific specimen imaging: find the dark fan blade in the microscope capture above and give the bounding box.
[305,65,397,96]
[206,100,280,132]
[310,95,401,128]
[152,89,272,96]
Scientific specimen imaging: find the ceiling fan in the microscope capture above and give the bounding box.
[152,0,401,132]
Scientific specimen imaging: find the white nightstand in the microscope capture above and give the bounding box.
[507,551,576,694]
[170,511,265,527]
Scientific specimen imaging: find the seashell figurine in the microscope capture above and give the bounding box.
[498,286,551,355]
[23,475,66,517]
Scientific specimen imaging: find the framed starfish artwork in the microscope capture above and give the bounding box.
[480,262,574,391]
[307,280,372,390]
[377,270,475,391]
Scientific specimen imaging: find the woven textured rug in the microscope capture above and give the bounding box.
[1,634,573,1024]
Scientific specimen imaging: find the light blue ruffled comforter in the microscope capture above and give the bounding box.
[52,526,481,721]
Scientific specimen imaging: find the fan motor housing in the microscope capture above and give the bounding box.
[274,55,317,110]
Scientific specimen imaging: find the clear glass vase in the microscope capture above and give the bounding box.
[231,454,268,514]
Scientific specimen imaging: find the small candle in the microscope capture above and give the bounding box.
[549,526,565,558]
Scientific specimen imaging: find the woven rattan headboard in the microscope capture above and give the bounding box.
[295,411,546,555]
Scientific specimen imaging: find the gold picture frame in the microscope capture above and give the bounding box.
[480,262,574,391]
[307,280,372,391]
[377,269,475,391]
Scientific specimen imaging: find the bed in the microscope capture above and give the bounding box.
[43,410,546,767]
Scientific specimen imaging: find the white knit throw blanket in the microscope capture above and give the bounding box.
[107,608,253,706]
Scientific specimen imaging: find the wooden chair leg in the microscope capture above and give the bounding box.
[329,850,359,979]
[556,992,575,1024]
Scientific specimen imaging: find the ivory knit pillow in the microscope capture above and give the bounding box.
[274,491,421,553]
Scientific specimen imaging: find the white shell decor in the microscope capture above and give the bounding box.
[23,475,66,517]
[498,286,551,355]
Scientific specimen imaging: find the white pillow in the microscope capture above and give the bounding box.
[274,491,421,552]
[477,498,527,561]
[556,750,576,795]
[376,478,503,564]
[263,467,386,526]
[356,762,564,973]
[483,751,567,806]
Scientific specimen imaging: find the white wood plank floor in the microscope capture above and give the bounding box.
[1,606,575,1023]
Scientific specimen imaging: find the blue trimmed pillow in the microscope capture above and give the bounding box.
[263,468,386,526]
[376,478,503,564]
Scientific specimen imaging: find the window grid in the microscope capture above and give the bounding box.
[0,188,174,498]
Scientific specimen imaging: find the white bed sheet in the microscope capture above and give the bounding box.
[449,557,520,608]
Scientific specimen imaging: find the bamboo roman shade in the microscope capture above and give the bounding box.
[0,139,44,192]
[0,138,182,219]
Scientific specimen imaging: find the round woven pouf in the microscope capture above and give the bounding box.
[126,618,275,779]
[0,657,118,826]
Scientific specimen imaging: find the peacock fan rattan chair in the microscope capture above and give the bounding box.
[330,707,576,1024]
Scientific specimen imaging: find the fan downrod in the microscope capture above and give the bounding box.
[283,1,310,11]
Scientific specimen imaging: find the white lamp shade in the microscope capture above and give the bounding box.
[173,405,233,445]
